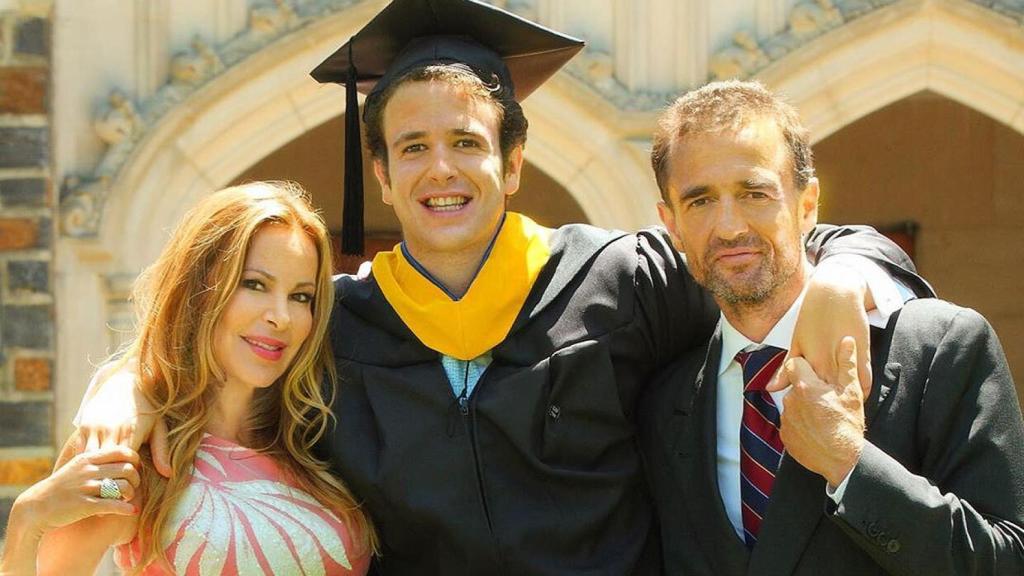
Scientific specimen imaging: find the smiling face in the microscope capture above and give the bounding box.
[658,117,819,309]
[373,80,523,261]
[212,223,318,393]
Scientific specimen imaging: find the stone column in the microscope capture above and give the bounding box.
[756,0,788,39]
[0,0,54,541]
[613,0,708,93]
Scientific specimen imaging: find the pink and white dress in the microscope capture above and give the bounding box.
[116,434,369,575]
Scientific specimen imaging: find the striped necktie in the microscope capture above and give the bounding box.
[736,345,787,548]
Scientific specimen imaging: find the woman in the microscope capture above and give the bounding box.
[1,182,375,575]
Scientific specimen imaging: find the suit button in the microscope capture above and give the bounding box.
[887,539,901,554]
[548,405,561,419]
[865,522,880,538]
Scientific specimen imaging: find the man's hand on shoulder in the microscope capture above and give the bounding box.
[77,359,143,451]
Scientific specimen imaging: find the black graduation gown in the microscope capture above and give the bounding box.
[321,223,928,576]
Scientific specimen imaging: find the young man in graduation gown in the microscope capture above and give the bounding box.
[640,80,1024,575]
[301,2,929,573]
[72,1,933,574]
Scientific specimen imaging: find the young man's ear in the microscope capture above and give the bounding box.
[502,146,525,198]
[799,177,820,235]
[373,159,392,205]
[657,200,686,253]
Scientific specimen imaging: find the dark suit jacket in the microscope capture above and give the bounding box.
[639,298,1024,575]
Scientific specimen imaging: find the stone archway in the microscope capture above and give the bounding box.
[747,0,1024,401]
[812,91,1024,402]
[231,111,593,272]
[756,0,1024,143]
[230,113,592,238]
[53,1,653,437]
[82,9,651,273]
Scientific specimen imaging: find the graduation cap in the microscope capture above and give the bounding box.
[310,0,585,255]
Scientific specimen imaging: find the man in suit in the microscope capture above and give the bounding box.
[641,79,1024,575]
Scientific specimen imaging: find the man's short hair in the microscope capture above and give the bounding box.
[651,80,815,201]
[363,63,529,175]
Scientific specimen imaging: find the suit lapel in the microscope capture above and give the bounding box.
[672,328,749,576]
[747,323,904,574]
[747,455,825,575]
[866,322,900,426]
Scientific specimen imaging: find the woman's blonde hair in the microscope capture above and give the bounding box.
[121,181,375,572]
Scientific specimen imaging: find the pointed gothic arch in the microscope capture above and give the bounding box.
[88,5,653,273]
[54,1,655,434]
[756,0,1024,143]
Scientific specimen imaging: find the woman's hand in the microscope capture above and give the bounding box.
[16,445,140,535]
[1,446,140,575]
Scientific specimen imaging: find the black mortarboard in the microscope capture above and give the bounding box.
[310,0,585,255]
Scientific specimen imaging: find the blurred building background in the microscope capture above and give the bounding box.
[1,0,1023,562]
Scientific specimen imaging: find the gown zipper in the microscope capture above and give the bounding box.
[461,361,494,533]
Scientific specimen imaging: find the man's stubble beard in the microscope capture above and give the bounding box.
[698,234,801,307]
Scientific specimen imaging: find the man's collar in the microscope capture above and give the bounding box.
[718,288,806,376]
[717,258,893,375]
[370,211,552,360]
[399,213,506,301]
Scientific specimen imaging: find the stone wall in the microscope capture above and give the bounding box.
[816,91,1024,409]
[0,0,54,539]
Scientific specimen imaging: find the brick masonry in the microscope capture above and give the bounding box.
[34,216,51,249]
[0,218,38,250]
[7,260,48,294]
[1,305,52,349]
[0,457,50,485]
[0,128,48,169]
[0,67,47,114]
[14,358,50,391]
[14,17,47,57]
[0,498,13,541]
[0,4,54,540]
[0,178,47,207]
[0,402,51,448]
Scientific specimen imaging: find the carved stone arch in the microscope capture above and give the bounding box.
[90,5,656,273]
[56,1,393,438]
[522,83,662,231]
[55,0,658,435]
[755,0,1024,143]
[94,0,388,271]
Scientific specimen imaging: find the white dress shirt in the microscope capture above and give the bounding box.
[715,256,912,540]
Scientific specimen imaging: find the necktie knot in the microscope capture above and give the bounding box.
[735,345,787,393]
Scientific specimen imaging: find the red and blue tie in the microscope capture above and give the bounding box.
[736,345,787,548]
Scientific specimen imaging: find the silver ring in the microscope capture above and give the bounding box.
[98,477,122,500]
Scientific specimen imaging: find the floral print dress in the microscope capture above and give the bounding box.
[116,434,369,575]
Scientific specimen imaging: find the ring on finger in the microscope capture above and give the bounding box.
[99,477,122,500]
